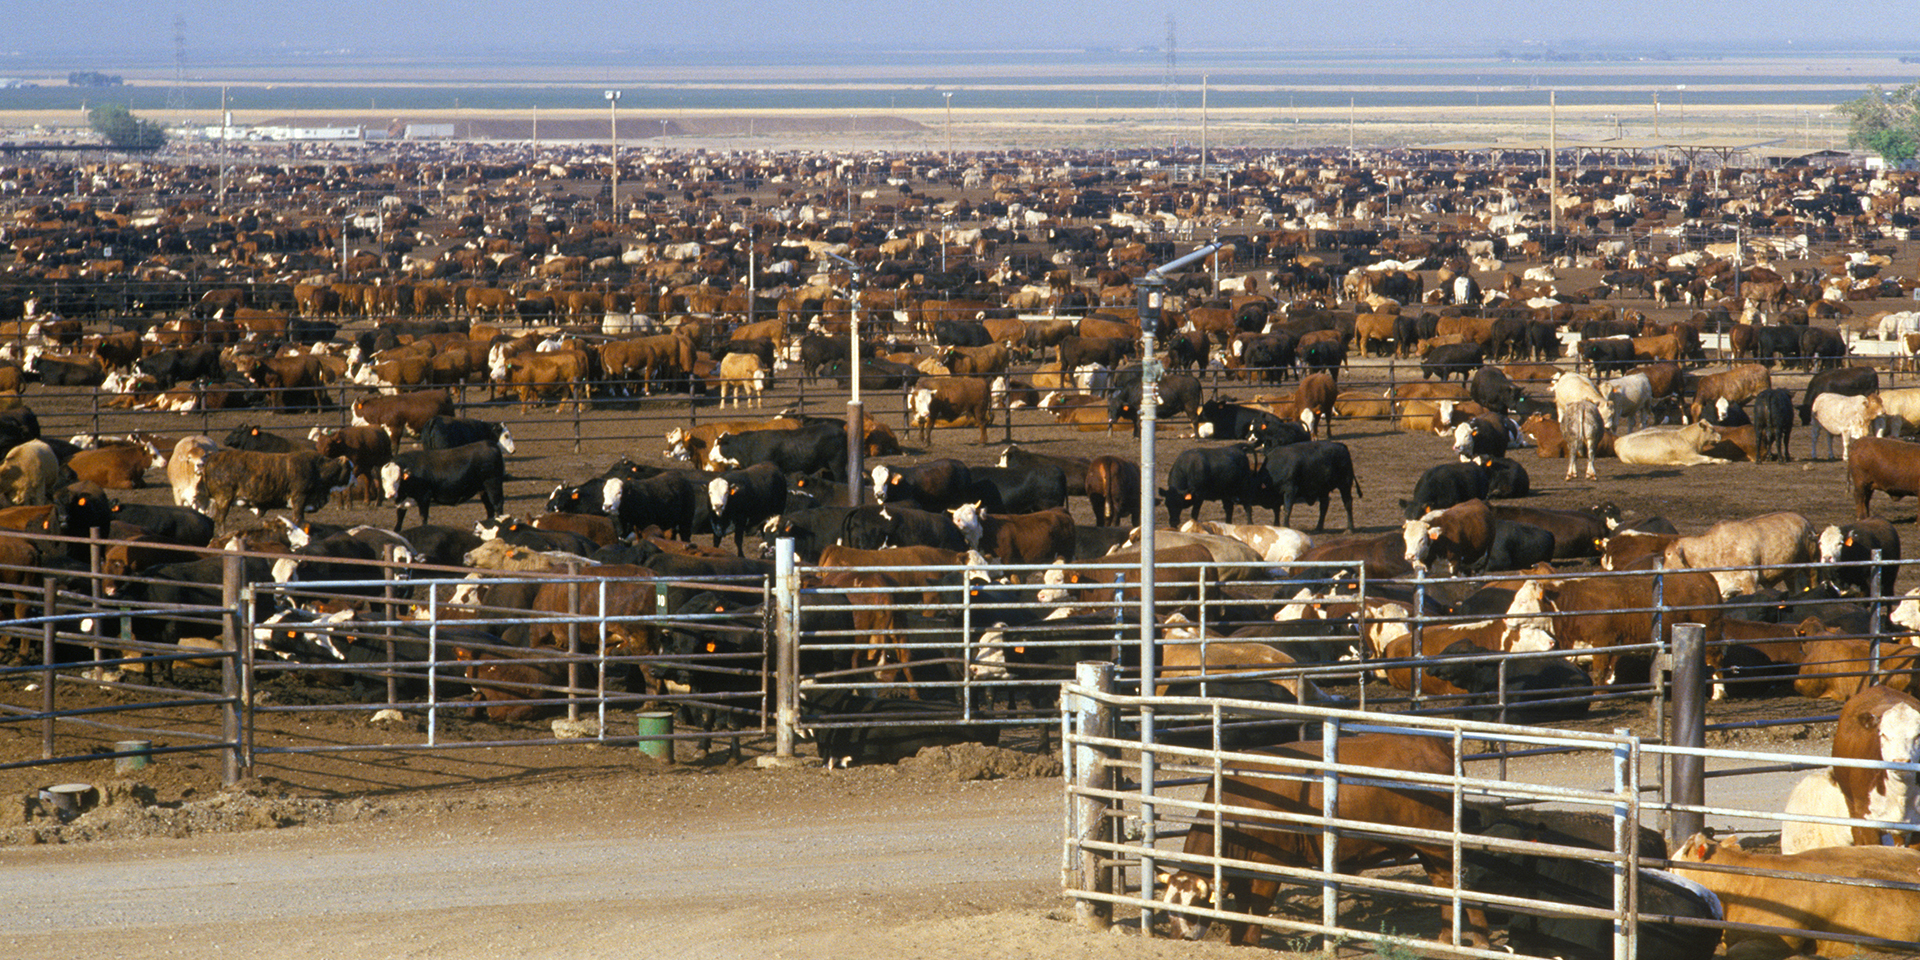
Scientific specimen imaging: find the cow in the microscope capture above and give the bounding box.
[908,377,995,445]
[999,446,1090,497]
[419,417,516,457]
[1670,833,1920,957]
[1181,520,1313,564]
[1250,439,1360,533]
[1085,455,1140,528]
[1800,365,1878,427]
[1817,519,1901,598]
[1561,399,1604,480]
[1752,387,1796,462]
[1690,364,1771,423]
[380,442,508,530]
[1195,400,1286,444]
[708,462,788,555]
[1155,734,1490,949]
[1162,446,1257,527]
[839,504,971,553]
[197,449,356,529]
[1850,437,1920,521]
[0,439,59,506]
[717,351,768,407]
[711,421,846,480]
[1550,370,1615,425]
[1402,461,1488,520]
[1451,417,1509,464]
[1542,570,1724,686]
[968,464,1069,515]
[66,441,166,489]
[1791,685,1920,850]
[312,425,395,507]
[1663,511,1815,597]
[1810,392,1883,461]
[165,436,218,508]
[351,389,455,442]
[107,502,216,548]
[948,504,1075,563]
[873,459,973,512]
[1614,421,1732,467]
[1420,341,1483,381]
[1106,372,1205,437]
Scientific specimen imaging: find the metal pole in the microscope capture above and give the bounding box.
[1549,91,1559,236]
[39,576,55,760]
[774,537,798,758]
[1668,622,1707,848]
[827,253,866,506]
[220,551,244,784]
[605,90,620,217]
[1070,660,1116,930]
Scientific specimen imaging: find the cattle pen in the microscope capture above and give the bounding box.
[7,542,1920,956]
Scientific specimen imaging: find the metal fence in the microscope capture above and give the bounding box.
[1061,680,1920,959]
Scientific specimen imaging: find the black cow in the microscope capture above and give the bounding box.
[1106,372,1204,436]
[1751,387,1795,461]
[1799,326,1847,371]
[1800,365,1878,426]
[223,424,313,453]
[969,464,1069,514]
[1162,445,1257,527]
[1824,517,1900,599]
[1196,400,1285,445]
[1468,366,1523,416]
[380,442,506,530]
[763,506,858,562]
[933,319,992,348]
[1580,338,1636,375]
[1484,457,1531,499]
[1452,418,1509,463]
[708,462,788,555]
[657,589,767,760]
[420,416,516,457]
[401,524,485,568]
[1251,440,1360,532]
[839,504,970,552]
[135,345,223,387]
[874,459,973,511]
[605,470,711,541]
[796,334,850,378]
[1236,332,1296,384]
[1522,320,1562,361]
[711,421,845,480]
[1300,339,1344,380]
[109,556,276,672]
[1165,329,1209,372]
[473,517,599,556]
[107,502,215,546]
[1423,640,1591,720]
[1484,519,1556,571]
[1403,462,1489,519]
[1421,342,1483,381]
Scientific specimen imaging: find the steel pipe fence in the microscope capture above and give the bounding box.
[1062,687,1920,958]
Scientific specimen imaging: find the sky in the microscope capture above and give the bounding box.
[7,0,1910,59]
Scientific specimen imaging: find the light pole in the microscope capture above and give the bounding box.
[604,90,620,216]
[1131,240,1220,890]
[826,251,867,506]
[943,91,953,168]
[1676,84,1686,137]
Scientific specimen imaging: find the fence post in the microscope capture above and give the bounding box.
[565,564,582,722]
[39,575,55,760]
[383,546,399,705]
[773,537,798,758]
[220,551,245,785]
[1320,715,1342,944]
[1869,548,1885,676]
[1668,622,1707,848]
[1069,659,1116,931]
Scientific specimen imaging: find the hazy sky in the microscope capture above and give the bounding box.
[7,0,1907,59]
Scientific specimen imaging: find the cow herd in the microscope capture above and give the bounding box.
[9,142,1920,953]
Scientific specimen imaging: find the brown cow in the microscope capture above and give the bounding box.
[313,426,395,507]
[948,504,1075,564]
[1850,437,1920,520]
[1542,570,1724,686]
[197,449,357,529]
[1670,834,1920,957]
[504,349,590,411]
[1086,455,1140,528]
[66,442,166,489]
[909,377,994,444]
[352,389,454,441]
[1690,364,1771,421]
[1827,685,1920,846]
[1157,734,1490,949]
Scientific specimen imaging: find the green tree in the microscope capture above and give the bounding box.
[1836,81,1920,163]
[86,103,166,150]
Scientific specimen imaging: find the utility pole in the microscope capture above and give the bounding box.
[604,90,620,217]
[1200,75,1209,180]
[1549,91,1559,235]
[943,91,953,169]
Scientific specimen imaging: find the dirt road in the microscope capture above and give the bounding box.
[0,764,1275,960]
